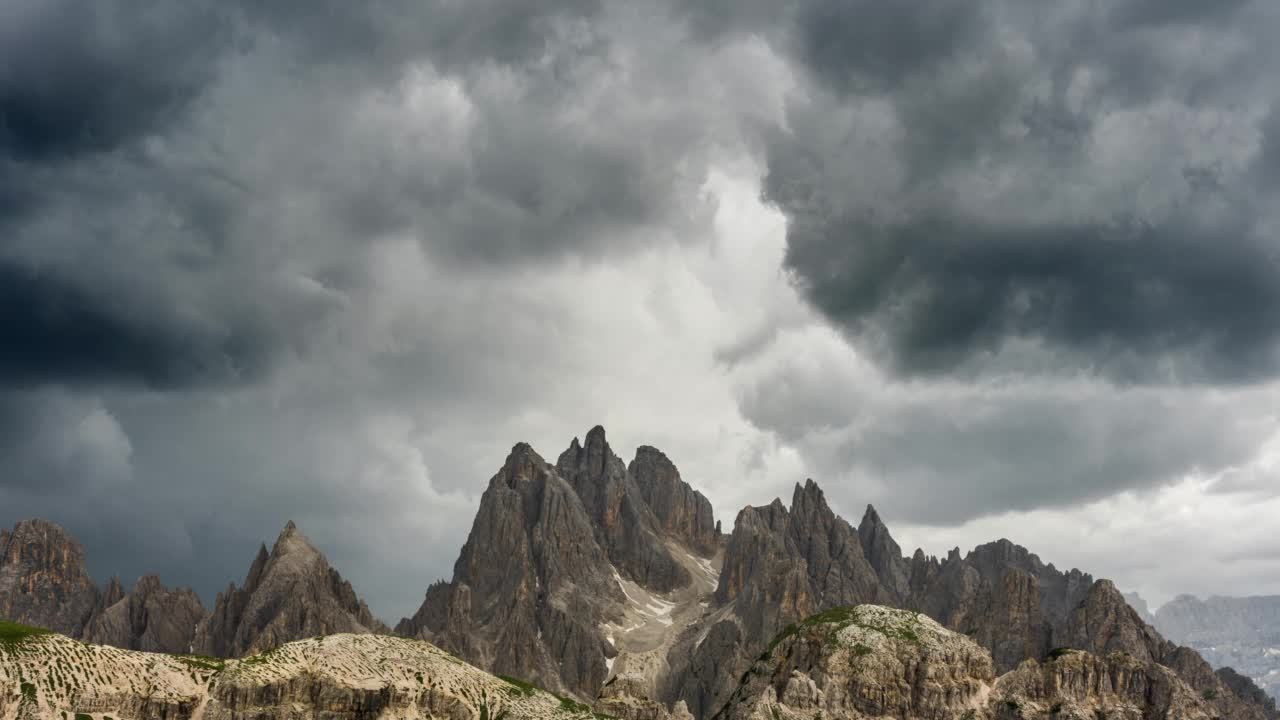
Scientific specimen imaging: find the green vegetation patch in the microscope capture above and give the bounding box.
[239,644,286,667]
[765,606,927,653]
[558,696,591,714]
[0,620,52,649]
[176,654,226,672]
[499,675,539,698]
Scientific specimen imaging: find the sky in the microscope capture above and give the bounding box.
[2,0,1280,622]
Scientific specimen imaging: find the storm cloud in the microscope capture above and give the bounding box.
[1,0,1278,619]
[749,0,1280,382]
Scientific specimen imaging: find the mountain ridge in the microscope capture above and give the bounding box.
[2,424,1274,720]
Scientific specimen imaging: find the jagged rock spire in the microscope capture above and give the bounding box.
[84,574,205,653]
[192,521,387,657]
[857,503,911,601]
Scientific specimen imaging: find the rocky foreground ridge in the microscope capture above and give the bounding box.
[0,620,617,720]
[720,604,1224,720]
[0,606,1240,720]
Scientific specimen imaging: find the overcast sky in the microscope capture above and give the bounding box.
[3,0,1280,622]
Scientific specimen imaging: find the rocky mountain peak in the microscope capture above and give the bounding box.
[629,444,718,554]
[266,521,324,574]
[100,576,126,608]
[856,503,910,602]
[84,574,206,654]
[192,521,387,657]
[496,442,553,490]
[555,426,692,592]
[0,518,100,637]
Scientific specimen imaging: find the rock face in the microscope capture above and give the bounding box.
[555,427,693,592]
[0,519,100,637]
[192,521,388,657]
[668,482,891,719]
[398,428,724,704]
[992,649,1217,720]
[718,605,1225,720]
[397,441,624,698]
[856,505,910,602]
[83,574,206,653]
[1152,593,1280,705]
[629,445,719,557]
[904,538,1093,673]
[0,624,607,720]
[719,606,994,720]
[0,519,214,656]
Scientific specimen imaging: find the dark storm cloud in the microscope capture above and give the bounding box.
[774,211,1280,382]
[792,0,983,97]
[736,0,1280,383]
[0,1,229,163]
[0,0,711,390]
[0,261,272,388]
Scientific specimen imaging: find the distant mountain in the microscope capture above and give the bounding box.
[1124,590,1156,623]
[193,520,389,657]
[1147,593,1280,707]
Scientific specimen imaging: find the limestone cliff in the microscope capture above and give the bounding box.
[717,605,1226,720]
[0,520,100,637]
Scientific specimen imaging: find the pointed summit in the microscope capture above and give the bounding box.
[585,424,608,445]
[857,503,910,602]
[399,432,622,698]
[629,444,718,554]
[494,442,548,488]
[557,426,691,592]
[192,522,387,657]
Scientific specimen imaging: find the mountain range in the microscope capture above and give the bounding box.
[1126,591,1280,706]
[1,425,1275,720]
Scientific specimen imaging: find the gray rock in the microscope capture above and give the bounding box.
[629,445,719,556]
[84,574,206,654]
[398,442,623,699]
[0,519,100,636]
[192,521,388,657]
[556,427,691,592]
[856,504,910,602]
[671,481,889,718]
